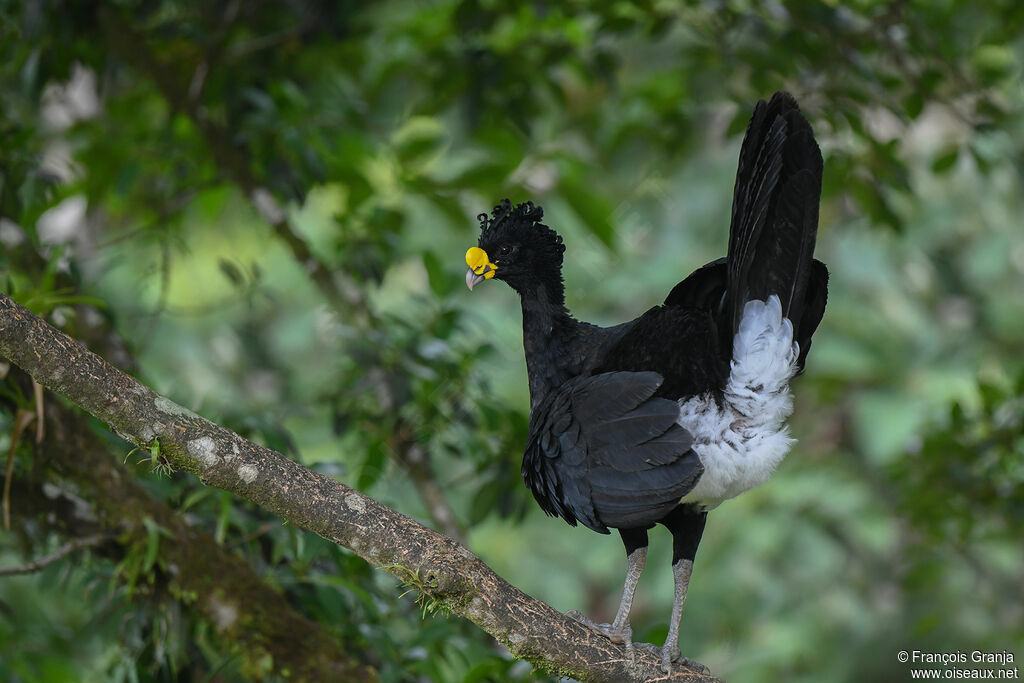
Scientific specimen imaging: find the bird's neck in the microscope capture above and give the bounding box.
[519,282,581,411]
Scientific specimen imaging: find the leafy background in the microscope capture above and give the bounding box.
[1,1,1022,681]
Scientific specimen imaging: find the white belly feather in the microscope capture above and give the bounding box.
[679,296,800,508]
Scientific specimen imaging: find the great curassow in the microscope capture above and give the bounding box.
[464,92,828,673]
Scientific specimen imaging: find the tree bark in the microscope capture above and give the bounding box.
[0,292,719,682]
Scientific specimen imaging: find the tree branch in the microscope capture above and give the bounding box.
[0,292,718,682]
[0,533,109,577]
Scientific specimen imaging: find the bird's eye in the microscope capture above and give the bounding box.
[498,245,513,257]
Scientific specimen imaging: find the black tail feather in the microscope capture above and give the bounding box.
[725,92,824,340]
[795,260,829,371]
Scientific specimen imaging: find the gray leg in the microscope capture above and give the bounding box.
[643,505,709,674]
[569,528,648,659]
[569,546,646,658]
[661,558,706,673]
[611,546,646,635]
[636,558,705,672]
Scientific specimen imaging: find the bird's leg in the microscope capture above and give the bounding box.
[661,557,702,672]
[609,546,645,635]
[568,527,648,659]
[638,505,710,674]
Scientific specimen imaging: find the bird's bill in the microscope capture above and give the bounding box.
[465,246,497,291]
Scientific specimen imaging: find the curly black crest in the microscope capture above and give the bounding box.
[478,199,565,256]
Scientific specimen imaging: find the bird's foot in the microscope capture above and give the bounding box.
[567,610,636,660]
[636,642,709,675]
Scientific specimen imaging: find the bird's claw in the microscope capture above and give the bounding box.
[636,642,708,675]
[679,656,711,674]
[570,612,708,673]
[566,610,635,661]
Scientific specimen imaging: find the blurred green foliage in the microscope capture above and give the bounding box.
[1,1,1023,681]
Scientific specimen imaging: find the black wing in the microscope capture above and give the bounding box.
[593,305,725,400]
[522,371,702,533]
[664,257,727,313]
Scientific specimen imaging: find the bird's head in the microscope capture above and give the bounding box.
[465,199,566,300]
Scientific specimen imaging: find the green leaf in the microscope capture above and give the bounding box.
[468,479,500,525]
[560,172,615,247]
[422,249,455,297]
[180,488,212,512]
[972,44,1013,82]
[218,259,244,287]
[141,518,165,573]
[931,147,959,174]
[356,441,389,490]
[726,106,751,138]
[903,92,924,120]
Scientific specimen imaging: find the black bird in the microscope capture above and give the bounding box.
[464,92,828,672]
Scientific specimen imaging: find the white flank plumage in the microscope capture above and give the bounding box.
[679,295,800,508]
